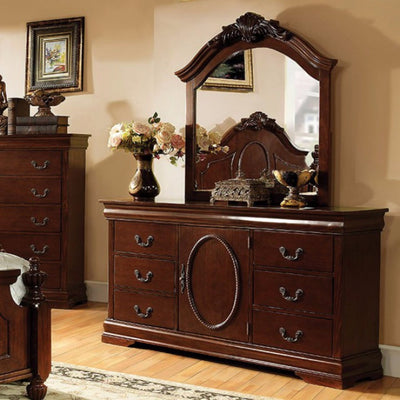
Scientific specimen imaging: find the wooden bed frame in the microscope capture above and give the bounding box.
[195,111,314,205]
[0,256,51,400]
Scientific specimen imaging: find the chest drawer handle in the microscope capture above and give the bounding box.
[31,188,49,198]
[279,287,304,302]
[133,305,153,319]
[134,269,153,283]
[134,234,154,248]
[30,217,49,227]
[31,160,50,170]
[279,246,303,261]
[30,244,49,255]
[279,327,303,343]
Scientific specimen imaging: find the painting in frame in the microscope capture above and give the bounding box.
[202,50,253,92]
[25,17,84,94]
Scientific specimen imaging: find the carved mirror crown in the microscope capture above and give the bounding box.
[176,12,337,206]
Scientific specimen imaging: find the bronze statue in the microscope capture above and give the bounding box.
[0,75,8,134]
[0,75,7,115]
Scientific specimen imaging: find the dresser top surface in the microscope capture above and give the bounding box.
[101,199,388,233]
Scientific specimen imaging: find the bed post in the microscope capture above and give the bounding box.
[21,257,51,400]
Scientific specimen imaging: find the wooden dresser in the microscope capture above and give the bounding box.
[0,134,89,308]
[102,200,387,388]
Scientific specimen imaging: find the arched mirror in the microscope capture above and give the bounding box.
[176,12,337,206]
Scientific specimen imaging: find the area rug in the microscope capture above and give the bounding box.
[0,362,276,399]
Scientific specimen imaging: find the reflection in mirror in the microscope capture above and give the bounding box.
[197,48,320,159]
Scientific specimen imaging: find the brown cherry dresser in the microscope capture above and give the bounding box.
[102,200,387,388]
[0,134,89,308]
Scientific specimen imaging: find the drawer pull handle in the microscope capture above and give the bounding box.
[134,269,153,283]
[31,160,50,170]
[133,305,153,319]
[279,327,303,343]
[279,246,303,261]
[31,188,49,198]
[134,234,154,248]
[30,217,49,227]
[30,244,49,255]
[179,264,186,294]
[279,287,304,302]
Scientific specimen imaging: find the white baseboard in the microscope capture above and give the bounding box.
[85,280,108,303]
[381,345,400,377]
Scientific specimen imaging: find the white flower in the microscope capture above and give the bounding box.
[155,124,175,147]
[198,135,212,152]
[195,124,207,138]
[159,122,175,134]
[208,130,221,145]
[108,123,124,148]
[132,122,151,137]
[110,123,123,136]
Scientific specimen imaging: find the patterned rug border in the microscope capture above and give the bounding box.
[51,361,275,400]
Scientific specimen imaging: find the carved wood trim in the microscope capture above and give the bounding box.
[175,12,337,83]
[185,234,240,330]
[208,13,292,48]
[236,111,284,133]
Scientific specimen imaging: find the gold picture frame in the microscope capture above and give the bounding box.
[25,17,84,94]
[202,49,253,92]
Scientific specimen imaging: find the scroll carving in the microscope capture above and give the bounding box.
[208,12,292,48]
[236,111,285,135]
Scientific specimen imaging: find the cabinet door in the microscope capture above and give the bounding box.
[179,226,249,342]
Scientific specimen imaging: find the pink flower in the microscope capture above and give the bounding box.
[171,134,185,150]
[132,122,151,137]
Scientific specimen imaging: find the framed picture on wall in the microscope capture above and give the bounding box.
[201,50,253,92]
[25,17,84,94]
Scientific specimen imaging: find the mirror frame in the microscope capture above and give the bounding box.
[176,12,337,206]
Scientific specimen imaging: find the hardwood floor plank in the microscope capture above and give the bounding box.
[51,303,398,399]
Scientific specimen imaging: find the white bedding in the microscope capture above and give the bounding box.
[0,252,29,305]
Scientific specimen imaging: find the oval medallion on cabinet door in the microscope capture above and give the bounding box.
[186,234,240,330]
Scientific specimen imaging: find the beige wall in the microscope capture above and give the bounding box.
[1,0,400,346]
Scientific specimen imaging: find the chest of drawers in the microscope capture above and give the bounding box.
[102,200,387,388]
[0,134,89,308]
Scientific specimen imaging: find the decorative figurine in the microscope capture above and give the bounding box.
[0,74,8,135]
[25,89,65,117]
[272,169,316,208]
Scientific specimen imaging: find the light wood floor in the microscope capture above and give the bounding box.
[52,302,400,399]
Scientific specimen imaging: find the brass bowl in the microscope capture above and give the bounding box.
[25,89,65,117]
[272,169,315,208]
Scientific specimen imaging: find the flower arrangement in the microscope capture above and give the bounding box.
[108,112,185,165]
[196,124,229,162]
[108,112,228,165]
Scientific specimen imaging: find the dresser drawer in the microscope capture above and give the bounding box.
[253,231,333,272]
[254,270,332,315]
[114,221,177,258]
[114,291,176,329]
[0,234,61,261]
[40,262,61,289]
[114,255,175,294]
[0,177,61,204]
[0,205,61,232]
[253,310,332,356]
[0,150,62,176]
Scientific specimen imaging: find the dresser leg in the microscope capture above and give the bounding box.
[295,367,383,389]
[102,332,136,347]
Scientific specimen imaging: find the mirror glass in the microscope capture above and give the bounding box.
[196,48,320,165]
